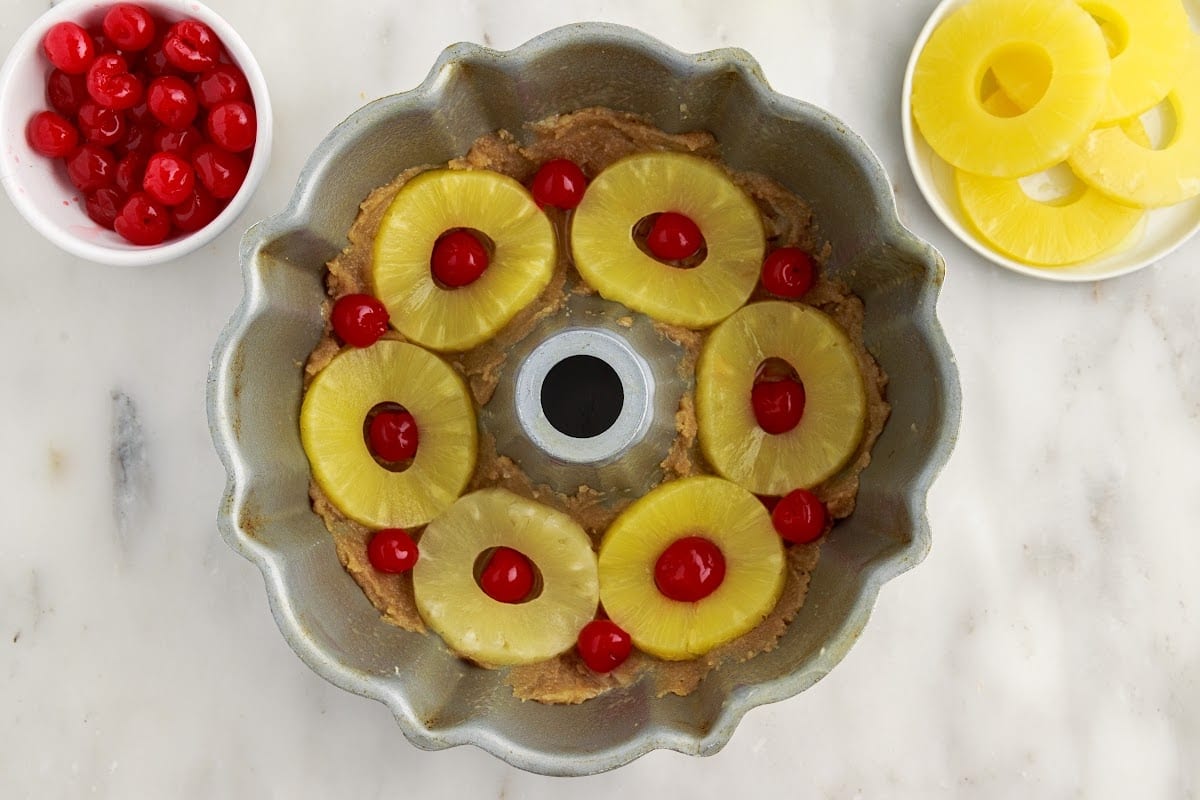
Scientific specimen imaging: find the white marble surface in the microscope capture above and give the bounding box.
[2,0,1198,796]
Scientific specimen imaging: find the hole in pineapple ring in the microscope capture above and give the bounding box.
[472,546,544,604]
[540,355,624,439]
[754,356,801,384]
[1017,163,1088,207]
[653,535,726,602]
[1137,97,1180,152]
[1080,3,1130,58]
[363,402,417,473]
[979,43,1052,118]
[752,357,807,434]
[428,228,496,289]
[631,212,708,268]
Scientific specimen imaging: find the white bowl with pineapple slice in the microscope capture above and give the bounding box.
[902,0,1200,281]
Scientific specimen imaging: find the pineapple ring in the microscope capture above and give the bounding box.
[571,151,765,329]
[300,340,477,529]
[955,167,1144,266]
[696,302,867,496]
[911,0,1110,178]
[373,169,556,352]
[992,0,1190,125]
[1068,43,1200,209]
[597,476,785,661]
[412,489,600,667]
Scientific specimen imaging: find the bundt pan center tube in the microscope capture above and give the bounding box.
[516,329,653,465]
[207,22,961,776]
[486,290,687,495]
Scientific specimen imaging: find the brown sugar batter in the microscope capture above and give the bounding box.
[303,107,890,703]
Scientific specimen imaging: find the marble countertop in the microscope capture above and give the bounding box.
[2,0,1197,796]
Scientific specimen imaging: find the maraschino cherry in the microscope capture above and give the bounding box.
[646,211,704,261]
[751,377,806,435]
[761,247,816,298]
[431,230,489,287]
[479,547,535,604]
[368,409,419,463]
[367,528,419,573]
[654,536,725,602]
[330,294,389,347]
[531,159,587,209]
[42,22,95,74]
[577,619,632,672]
[771,489,827,544]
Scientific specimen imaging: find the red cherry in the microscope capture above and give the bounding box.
[654,536,725,602]
[430,230,488,287]
[761,248,817,298]
[771,489,827,544]
[368,410,419,463]
[76,101,126,146]
[195,63,249,108]
[84,186,125,229]
[86,54,143,110]
[479,547,536,604]
[143,151,195,206]
[126,101,153,126]
[102,4,157,52]
[146,75,198,129]
[191,143,246,199]
[43,22,95,74]
[162,20,220,72]
[646,212,704,261]
[115,120,154,157]
[65,144,117,192]
[113,191,171,245]
[46,69,89,116]
[151,124,201,157]
[367,528,419,573]
[531,158,587,209]
[751,377,806,435]
[170,185,222,233]
[142,37,174,76]
[26,111,78,158]
[115,152,146,194]
[330,293,389,347]
[577,619,632,673]
[205,100,256,152]
[87,26,116,57]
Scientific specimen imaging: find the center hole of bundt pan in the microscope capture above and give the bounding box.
[512,326,655,467]
[540,355,624,439]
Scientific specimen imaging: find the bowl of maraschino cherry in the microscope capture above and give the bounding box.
[0,0,271,266]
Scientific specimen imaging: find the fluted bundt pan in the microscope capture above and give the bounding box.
[207,22,960,776]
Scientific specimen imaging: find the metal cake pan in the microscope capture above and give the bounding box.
[206,22,961,776]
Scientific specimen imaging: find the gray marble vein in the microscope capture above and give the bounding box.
[110,390,149,551]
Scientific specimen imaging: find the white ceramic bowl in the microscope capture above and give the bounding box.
[901,0,1200,282]
[0,0,272,266]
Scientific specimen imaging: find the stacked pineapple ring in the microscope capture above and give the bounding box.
[301,148,873,672]
[911,0,1199,267]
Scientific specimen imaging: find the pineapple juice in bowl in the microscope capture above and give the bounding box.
[209,22,959,774]
[902,0,1200,281]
